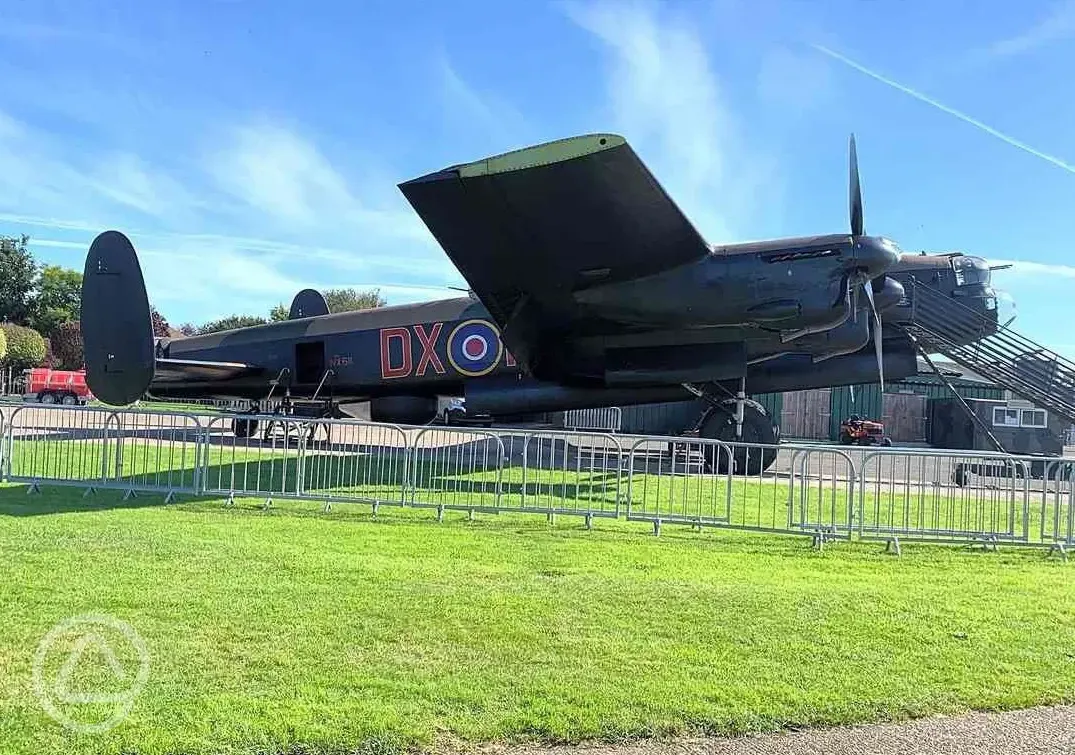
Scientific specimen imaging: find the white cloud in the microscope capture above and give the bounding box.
[0,108,464,324]
[437,57,532,146]
[562,0,778,243]
[982,1,1075,60]
[990,259,1075,279]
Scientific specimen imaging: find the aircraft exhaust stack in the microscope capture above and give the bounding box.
[81,230,157,406]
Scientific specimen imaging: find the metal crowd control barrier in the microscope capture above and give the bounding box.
[786,445,857,545]
[201,413,411,511]
[497,429,624,524]
[408,427,505,518]
[2,403,1075,557]
[622,438,853,543]
[111,409,204,500]
[563,407,622,433]
[4,404,204,500]
[857,448,1031,551]
[1030,458,1075,557]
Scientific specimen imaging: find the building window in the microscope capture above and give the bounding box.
[992,406,1048,428]
[993,407,1020,427]
[1021,409,1047,428]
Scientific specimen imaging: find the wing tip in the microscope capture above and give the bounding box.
[398,132,627,188]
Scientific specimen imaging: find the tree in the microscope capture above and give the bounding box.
[1,323,47,370]
[197,315,268,334]
[51,321,84,370]
[29,264,83,337]
[150,306,171,338]
[269,303,289,321]
[324,288,386,313]
[0,235,39,324]
[178,322,197,337]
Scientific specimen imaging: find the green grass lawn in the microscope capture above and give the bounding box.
[1,484,1074,754]
[1,435,1074,755]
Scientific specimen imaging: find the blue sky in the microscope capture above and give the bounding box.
[0,0,1073,355]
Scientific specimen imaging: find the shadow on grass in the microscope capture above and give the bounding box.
[0,444,625,517]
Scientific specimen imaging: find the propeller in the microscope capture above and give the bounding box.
[847,133,885,390]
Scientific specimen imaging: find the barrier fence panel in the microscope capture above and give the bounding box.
[625,436,731,533]
[496,430,624,521]
[563,407,622,433]
[5,405,120,492]
[407,427,505,515]
[785,445,856,541]
[1033,458,1074,550]
[111,410,204,498]
[201,413,312,505]
[858,449,1029,545]
[295,418,410,511]
[8,403,1075,556]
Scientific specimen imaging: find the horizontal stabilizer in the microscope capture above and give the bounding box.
[154,358,264,383]
[81,230,155,406]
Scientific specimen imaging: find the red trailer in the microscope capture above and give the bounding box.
[23,368,94,405]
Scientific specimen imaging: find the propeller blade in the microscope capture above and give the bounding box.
[850,275,859,323]
[849,133,863,237]
[863,280,884,391]
[873,308,884,392]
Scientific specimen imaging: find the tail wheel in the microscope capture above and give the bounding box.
[698,401,778,475]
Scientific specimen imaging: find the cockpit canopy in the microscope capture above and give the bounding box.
[951,255,991,287]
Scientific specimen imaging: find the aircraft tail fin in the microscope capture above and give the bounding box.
[81,230,156,406]
[289,288,329,319]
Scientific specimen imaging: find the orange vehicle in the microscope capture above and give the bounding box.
[838,414,892,446]
[22,367,94,405]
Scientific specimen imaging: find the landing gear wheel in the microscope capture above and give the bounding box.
[698,401,778,475]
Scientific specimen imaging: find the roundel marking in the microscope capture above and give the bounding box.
[447,319,504,377]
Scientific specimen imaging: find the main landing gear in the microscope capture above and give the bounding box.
[682,379,779,475]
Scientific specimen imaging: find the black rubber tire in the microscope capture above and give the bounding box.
[698,402,779,476]
[232,417,259,438]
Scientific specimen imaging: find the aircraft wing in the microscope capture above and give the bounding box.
[153,358,265,383]
[397,134,711,375]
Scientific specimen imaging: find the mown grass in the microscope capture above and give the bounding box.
[0,438,1074,755]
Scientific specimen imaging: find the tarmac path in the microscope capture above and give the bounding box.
[491,705,1075,755]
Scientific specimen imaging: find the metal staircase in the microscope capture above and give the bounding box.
[900,278,1075,424]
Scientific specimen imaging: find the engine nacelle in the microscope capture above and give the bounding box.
[796,314,872,363]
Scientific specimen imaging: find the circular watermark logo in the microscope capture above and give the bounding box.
[32,613,150,734]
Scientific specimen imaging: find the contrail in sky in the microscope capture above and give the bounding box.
[812,44,1075,176]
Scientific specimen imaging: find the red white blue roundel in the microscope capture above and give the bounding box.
[447,319,504,377]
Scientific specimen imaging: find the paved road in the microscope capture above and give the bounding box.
[492,705,1075,755]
